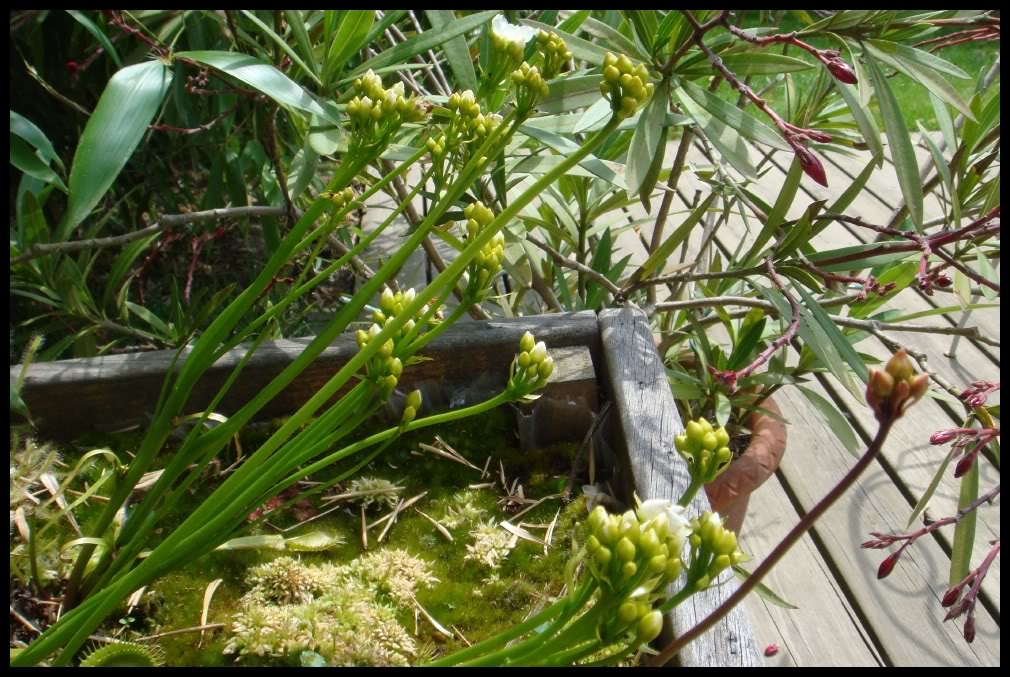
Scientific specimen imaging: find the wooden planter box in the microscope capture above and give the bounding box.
[11,308,761,667]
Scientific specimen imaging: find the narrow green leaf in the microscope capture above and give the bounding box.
[917,121,959,227]
[11,382,31,420]
[572,96,613,133]
[948,464,978,587]
[324,10,374,85]
[426,10,478,93]
[677,92,758,180]
[125,301,170,336]
[576,16,649,62]
[679,52,814,77]
[240,10,321,86]
[833,79,883,164]
[743,156,802,264]
[864,39,971,79]
[287,145,319,200]
[930,93,956,152]
[732,565,799,609]
[627,79,671,199]
[865,51,923,231]
[627,192,717,285]
[906,448,955,530]
[519,124,625,188]
[308,107,342,156]
[10,136,66,192]
[10,110,65,172]
[794,284,868,383]
[355,10,499,75]
[179,51,330,121]
[864,42,973,119]
[64,60,172,236]
[798,386,860,457]
[67,10,122,68]
[679,79,790,151]
[284,10,320,80]
[974,248,999,301]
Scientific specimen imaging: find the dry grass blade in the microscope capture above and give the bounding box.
[411,594,453,637]
[40,473,79,533]
[499,460,507,489]
[452,625,472,647]
[378,498,405,544]
[481,456,492,480]
[499,520,550,548]
[125,587,146,615]
[507,492,565,523]
[545,508,560,556]
[361,506,368,550]
[367,492,428,531]
[468,482,496,490]
[199,579,223,647]
[320,485,404,503]
[417,443,482,472]
[415,508,454,542]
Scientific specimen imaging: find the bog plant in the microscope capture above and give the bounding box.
[9,8,1000,665]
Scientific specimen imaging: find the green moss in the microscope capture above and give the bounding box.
[78,406,591,666]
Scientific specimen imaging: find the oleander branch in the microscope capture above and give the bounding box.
[11,206,288,264]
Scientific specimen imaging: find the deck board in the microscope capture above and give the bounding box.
[739,474,884,667]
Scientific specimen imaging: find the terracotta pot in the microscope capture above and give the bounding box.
[703,397,787,535]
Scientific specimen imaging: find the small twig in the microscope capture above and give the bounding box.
[526,233,622,298]
[12,206,286,264]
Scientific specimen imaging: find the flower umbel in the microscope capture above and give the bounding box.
[865,349,929,423]
[600,52,654,119]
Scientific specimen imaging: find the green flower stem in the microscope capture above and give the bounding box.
[460,576,601,667]
[59,151,374,611]
[428,577,594,667]
[678,478,703,508]
[402,301,469,357]
[657,585,696,615]
[539,637,617,667]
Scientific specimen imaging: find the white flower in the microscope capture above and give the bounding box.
[635,497,690,548]
[491,15,536,50]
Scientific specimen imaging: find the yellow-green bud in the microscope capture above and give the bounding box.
[603,52,618,69]
[604,65,620,83]
[594,546,612,566]
[530,341,547,364]
[382,375,398,392]
[538,356,554,380]
[616,537,636,562]
[599,520,620,547]
[686,421,705,444]
[665,558,683,580]
[709,554,732,577]
[618,602,639,625]
[402,406,416,424]
[588,505,608,531]
[406,390,422,411]
[638,611,663,643]
[648,554,667,574]
[694,575,710,591]
[715,427,730,448]
[519,331,535,354]
[388,357,403,378]
[356,330,368,347]
[622,561,638,578]
[586,534,601,553]
[702,432,718,451]
[674,434,689,453]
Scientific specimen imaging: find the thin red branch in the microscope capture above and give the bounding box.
[711,258,801,392]
[942,539,1000,643]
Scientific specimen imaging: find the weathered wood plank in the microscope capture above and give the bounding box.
[598,306,762,667]
[740,472,884,667]
[773,383,1000,666]
[12,312,601,440]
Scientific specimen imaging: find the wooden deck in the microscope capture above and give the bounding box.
[356,132,1000,666]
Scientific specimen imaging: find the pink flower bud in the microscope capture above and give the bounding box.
[964,616,976,643]
[826,59,859,85]
[794,146,828,187]
[930,430,960,445]
[877,551,901,579]
[764,644,780,658]
[954,452,977,479]
[941,587,962,608]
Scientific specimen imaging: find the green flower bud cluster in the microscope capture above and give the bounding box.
[401,389,422,426]
[460,201,505,302]
[674,417,733,487]
[685,511,748,592]
[322,186,355,210]
[511,62,550,115]
[509,331,555,399]
[600,53,654,120]
[427,91,501,169]
[584,500,689,644]
[534,30,572,81]
[483,16,535,96]
[346,70,428,151]
[356,287,438,396]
